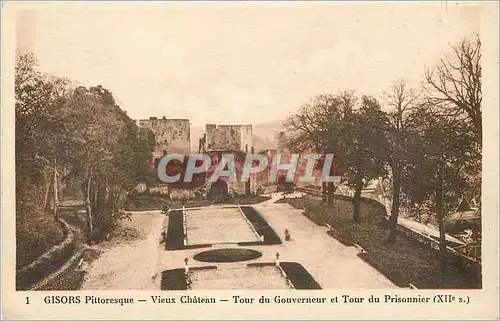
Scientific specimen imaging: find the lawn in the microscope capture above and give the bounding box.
[282,195,481,289]
[186,207,261,245]
[188,265,291,290]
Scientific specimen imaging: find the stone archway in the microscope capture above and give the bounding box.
[207,179,229,202]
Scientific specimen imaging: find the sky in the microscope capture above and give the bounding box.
[16,2,481,126]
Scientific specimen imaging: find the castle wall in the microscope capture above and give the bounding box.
[139,117,191,158]
[139,119,259,196]
[239,125,253,153]
[205,124,253,152]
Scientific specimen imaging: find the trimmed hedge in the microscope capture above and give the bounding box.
[246,262,322,289]
[165,210,184,250]
[160,269,188,290]
[160,266,217,290]
[280,262,322,290]
[240,206,282,245]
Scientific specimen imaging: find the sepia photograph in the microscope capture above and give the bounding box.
[2,1,499,320]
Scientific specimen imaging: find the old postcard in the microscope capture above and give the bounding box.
[1,1,499,320]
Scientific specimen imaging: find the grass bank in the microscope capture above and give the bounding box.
[16,211,64,269]
[282,195,481,289]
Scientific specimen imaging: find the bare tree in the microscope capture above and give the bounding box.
[425,35,482,144]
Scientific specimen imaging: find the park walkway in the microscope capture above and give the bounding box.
[80,212,165,290]
[81,193,397,290]
[252,199,397,289]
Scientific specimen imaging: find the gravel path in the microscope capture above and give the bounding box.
[81,212,165,290]
[81,194,397,290]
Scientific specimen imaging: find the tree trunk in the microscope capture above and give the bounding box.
[53,159,59,222]
[327,182,335,205]
[438,212,446,288]
[42,170,52,212]
[85,167,93,244]
[98,184,107,214]
[113,188,122,212]
[353,169,364,223]
[93,182,102,230]
[93,181,98,214]
[437,160,447,288]
[388,164,401,243]
[108,188,116,216]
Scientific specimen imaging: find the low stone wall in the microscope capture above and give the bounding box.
[149,185,198,200]
[30,248,86,291]
[393,218,481,281]
[149,185,170,196]
[170,189,197,200]
[16,218,76,291]
[295,186,384,210]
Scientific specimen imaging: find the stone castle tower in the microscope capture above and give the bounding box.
[138,117,191,159]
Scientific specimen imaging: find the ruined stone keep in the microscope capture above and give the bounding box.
[139,117,191,158]
[204,124,253,152]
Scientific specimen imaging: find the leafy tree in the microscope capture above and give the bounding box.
[401,106,475,286]
[285,92,388,222]
[62,85,154,241]
[344,96,389,222]
[15,52,73,219]
[382,80,421,243]
[15,53,154,245]
[284,92,355,204]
